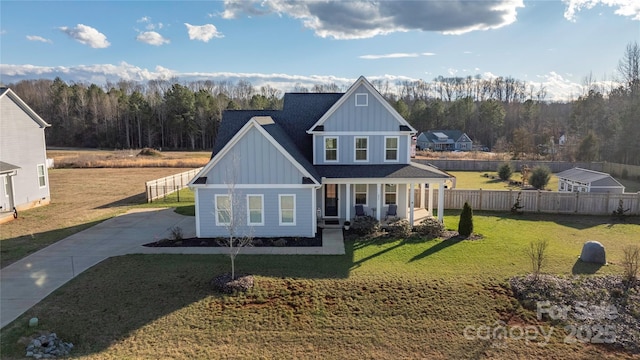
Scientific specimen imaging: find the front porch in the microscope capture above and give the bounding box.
[318,208,434,229]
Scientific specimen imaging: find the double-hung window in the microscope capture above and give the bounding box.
[324,137,338,162]
[215,195,231,226]
[384,184,397,205]
[247,195,264,226]
[355,137,368,162]
[279,194,296,225]
[355,184,367,205]
[37,164,46,187]
[385,136,399,162]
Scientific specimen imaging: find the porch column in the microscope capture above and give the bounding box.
[437,181,445,223]
[376,183,382,221]
[428,183,434,216]
[345,183,351,221]
[420,183,425,209]
[409,183,415,225]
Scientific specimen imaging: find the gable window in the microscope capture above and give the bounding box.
[324,137,338,162]
[279,194,296,225]
[215,194,232,226]
[384,184,397,205]
[247,195,264,226]
[37,164,46,187]
[385,136,399,162]
[355,136,368,162]
[355,93,368,106]
[355,184,367,206]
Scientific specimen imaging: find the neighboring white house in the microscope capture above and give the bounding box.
[189,76,453,238]
[0,88,51,222]
[556,167,625,194]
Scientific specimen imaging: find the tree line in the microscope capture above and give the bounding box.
[6,42,639,165]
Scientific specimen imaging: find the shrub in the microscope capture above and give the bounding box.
[415,217,444,238]
[137,147,162,157]
[211,273,254,294]
[528,165,551,190]
[387,218,412,238]
[497,162,513,181]
[170,226,183,241]
[526,240,549,280]
[458,202,474,237]
[621,168,629,179]
[622,245,639,284]
[352,215,380,235]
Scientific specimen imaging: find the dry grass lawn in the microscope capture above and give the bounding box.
[47,149,210,168]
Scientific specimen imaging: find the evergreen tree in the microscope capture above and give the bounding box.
[458,202,474,237]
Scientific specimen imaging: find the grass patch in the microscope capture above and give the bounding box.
[2,212,639,359]
[450,171,559,190]
[47,149,210,168]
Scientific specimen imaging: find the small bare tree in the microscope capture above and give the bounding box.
[214,155,253,280]
[622,245,640,284]
[527,239,549,280]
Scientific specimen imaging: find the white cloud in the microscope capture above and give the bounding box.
[222,0,524,39]
[184,23,223,42]
[136,16,163,30]
[422,52,436,56]
[26,35,52,44]
[360,53,419,60]
[59,24,110,48]
[136,31,170,46]
[563,0,640,21]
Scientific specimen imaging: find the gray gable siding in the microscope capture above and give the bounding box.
[197,187,314,237]
[314,134,410,164]
[0,94,50,210]
[205,127,306,184]
[321,85,401,132]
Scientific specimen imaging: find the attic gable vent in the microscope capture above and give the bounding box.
[252,116,275,125]
[355,93,368,106]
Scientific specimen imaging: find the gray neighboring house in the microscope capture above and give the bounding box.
[0,88,51,222]
[189,76,453,238]
[417,130,473,151]
[556,167,625,194]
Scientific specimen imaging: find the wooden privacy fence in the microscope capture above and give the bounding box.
[414,189,640,216]
[146,167,203,203]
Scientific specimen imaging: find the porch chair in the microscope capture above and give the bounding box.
[385,204,397,220]
[355,204,366,219]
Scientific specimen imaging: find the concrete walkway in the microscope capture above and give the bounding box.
[0,208,344,329]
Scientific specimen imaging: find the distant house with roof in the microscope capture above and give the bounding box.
[556,167,625,194]
[188,76,453,238]
[0,88,51,222]
[416,130,473,151]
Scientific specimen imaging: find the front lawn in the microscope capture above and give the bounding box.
[1,212,639,359]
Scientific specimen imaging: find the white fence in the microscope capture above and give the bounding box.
[145,168,203,203]
[424,189,640,215]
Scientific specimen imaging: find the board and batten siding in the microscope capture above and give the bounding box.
[322,84,402,132]
[196,187,315,238]
[314,134,410,165]
[205,127,306,184]
[0,94,50,210]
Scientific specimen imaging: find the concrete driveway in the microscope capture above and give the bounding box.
[1,208,345,329]
[0,208,194,329]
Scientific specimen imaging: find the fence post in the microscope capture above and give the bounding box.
[478,188,483,211]
[575,192,579,213]
[537,190,541,212]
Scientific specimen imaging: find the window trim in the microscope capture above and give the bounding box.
[384,184,397,205]
[279,194,296,226]
[215,194,232,226]
[355,93,368,106]
[384,136,399,162]
[37,164,46,188]
[246,194,264,226]
[354,184,368,206]
[354,136,369,162]
[324,136,339,163]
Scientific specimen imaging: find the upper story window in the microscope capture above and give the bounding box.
[385,136,399,162]
[354,136,368,162]
[355,93,368,107]
[324,137,338,162]
[37,164,46,187]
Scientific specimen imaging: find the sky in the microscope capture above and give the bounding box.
[0,0,638,101]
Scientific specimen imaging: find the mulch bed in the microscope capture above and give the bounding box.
[144,229,322,247]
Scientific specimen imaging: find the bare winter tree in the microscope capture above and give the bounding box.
[214,154,253,280]
[618,41,640,92]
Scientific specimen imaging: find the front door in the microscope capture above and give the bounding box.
[324,184,338,217]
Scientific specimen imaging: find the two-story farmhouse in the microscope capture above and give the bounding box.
[0,88,51,222]
[189,76,452,238]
